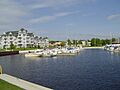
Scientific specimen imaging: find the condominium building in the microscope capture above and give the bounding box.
[0,28,49,49]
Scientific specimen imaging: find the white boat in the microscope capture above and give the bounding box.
[25,53,42,57]
[25,49,43,57]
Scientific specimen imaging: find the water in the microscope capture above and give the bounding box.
[0,49,120,90]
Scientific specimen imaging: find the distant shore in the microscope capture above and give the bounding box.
[83,47,104,49]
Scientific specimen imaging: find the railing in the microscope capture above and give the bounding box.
[0,65,2,76]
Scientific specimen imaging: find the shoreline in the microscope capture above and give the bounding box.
[0,51,19,56]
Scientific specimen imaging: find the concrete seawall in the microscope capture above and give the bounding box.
[0,51,19,56]
[0,74,52,90]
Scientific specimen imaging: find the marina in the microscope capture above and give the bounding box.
[24,47,81,58]
[0,0,120,90]
[104,44,120,52]
[0,49,120,90]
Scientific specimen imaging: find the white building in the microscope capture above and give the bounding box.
[81,40,91,47]
[0,28,49,49]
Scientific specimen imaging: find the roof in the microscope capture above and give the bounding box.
[19,28,27,32]
[6,31,18,37]
[27,33,34,37]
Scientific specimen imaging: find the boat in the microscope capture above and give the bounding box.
[25,53,42,57]
[25,49,43,57]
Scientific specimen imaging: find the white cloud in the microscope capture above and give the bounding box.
[29,16,56,24]
[107,14,120,20]
[0,0,26,17]
[29,11,79,24]
[82,13,95,16]
[0,0,29,32]
[30,0,96,9]
[0,0,96,33]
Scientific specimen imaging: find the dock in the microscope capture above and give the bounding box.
[0,74,52,90]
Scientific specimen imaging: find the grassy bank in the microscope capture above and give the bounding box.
[0,79,23,90]
[0,47,39,52]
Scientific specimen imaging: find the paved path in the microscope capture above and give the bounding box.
[0,74,52,90]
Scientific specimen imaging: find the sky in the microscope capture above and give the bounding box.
[0,0,120,40]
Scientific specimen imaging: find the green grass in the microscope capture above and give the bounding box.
[0,47,41,51]
[0,79,23,90]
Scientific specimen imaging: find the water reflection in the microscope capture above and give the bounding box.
[0,49,120,90]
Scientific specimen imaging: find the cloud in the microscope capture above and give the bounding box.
[0,0,96,33]
[66,23,74,26]
[29,11,79,24]
[0,0,33,33]
[82,13,95,16]
[107,14,120,20]
[30,0,96,9]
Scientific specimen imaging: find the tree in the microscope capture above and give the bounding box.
[60,42,66,47]
[78,40,82,44]
[91,38,111,46]
[67,39,72,46]
[105,39,111,44]
[91,38,102,46]
[91,38,96,46]
[96,38,102,46]
[112,38,116,43]
[10,42,16,49]
[73,40,77,46]
[101,39,106,46]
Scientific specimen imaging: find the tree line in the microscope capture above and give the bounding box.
[67,38,116,47]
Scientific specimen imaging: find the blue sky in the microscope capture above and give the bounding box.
[0,0,120,40]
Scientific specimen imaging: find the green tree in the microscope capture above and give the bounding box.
[91,38,102,46]
[101,39,106,46]
[96,38,102,46]
[91,38,96,46]
[111,38,116,43]
[10,42,16,49]
[78,40,82,44]
[105,39,111,44]
[72,40,77,46]
[67,39,72,46]
[60,42,66,47]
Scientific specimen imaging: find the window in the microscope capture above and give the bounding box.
[18,37,22,39]
[19,41,21,43]
[4,41,7,43]
[10,38,13,40]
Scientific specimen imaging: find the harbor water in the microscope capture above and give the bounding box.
[0,49,120,90]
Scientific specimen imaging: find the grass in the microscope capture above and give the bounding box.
[0,79,23,90]
[0,47,41,51]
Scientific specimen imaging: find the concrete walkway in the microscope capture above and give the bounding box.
[0,74,52,90]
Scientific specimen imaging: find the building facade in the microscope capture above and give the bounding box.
[0,28,49,49]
